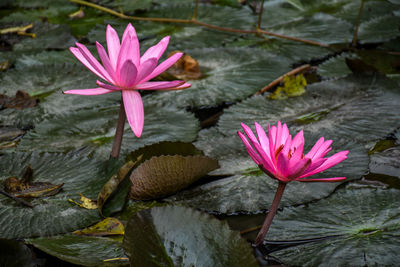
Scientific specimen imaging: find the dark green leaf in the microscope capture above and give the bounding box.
[268,188,400,267]
[26,235,127,266]
[122,205,258,267]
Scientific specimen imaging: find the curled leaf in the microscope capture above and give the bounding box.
[97,160,138,216]
[73,217,124,236]
[130,155,219,200]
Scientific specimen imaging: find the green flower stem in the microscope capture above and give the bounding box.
[110,99,126,159]
[254,181,286,246]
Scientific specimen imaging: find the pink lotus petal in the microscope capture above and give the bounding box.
[241,123,260,146]
[121,23,140,67]
[122,90,144,137]
[287,158,311,179]
[167,82,192,90]
[63,88,114,95]
[136,58,158,84]
[143,52,183,81]
[96,81,122,90]
[255,122,271,159]
[291,130,304,150]
[290,140,304,162]
[297,150,349,179]
[295,177,346,182]
[135,80,185,90]
[117,35,134,76]
[280,123,290,147]
[312,140,333,160]
[119,60,138,88]
[238,131,262,165]
[141,36,170,64]
[70,47,107,80]
[96,41,116,83]
[106,25,121,70]
[305,137,325,158]
[275,121,282,150]
[276,152,290,179]
[75,43,114,83]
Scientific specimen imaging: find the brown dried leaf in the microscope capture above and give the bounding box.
[165,51,202,80]
[0,90,39,109]
[130,155,219,200]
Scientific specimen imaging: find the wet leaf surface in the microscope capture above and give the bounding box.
[0,151,121,239]
[268,188,400,267]
[27,235,127,266]
[122,205,258,267]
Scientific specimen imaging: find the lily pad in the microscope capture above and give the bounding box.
[147,47,291,107]
[167,135,368,214]
[267,188,400,266]
[317,53,358,78]
[216,74,400,144]
[358,14,400,44]
[130,155,219,200]
[12,22,77,51]
[122,205,258,267]
[17,101,199,159]
[369,146,400,179]
[0,151,121,239]
[26,235,127,266]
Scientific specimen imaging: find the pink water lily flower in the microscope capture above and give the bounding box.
[64,23,191,137]
[238,121,349,183]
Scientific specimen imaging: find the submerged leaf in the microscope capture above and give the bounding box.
[130,155,219,200]
[122,205,258,267]
[73,217,124,236]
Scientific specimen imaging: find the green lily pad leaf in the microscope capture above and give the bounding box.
[167,135,368,214]
[0,63,109,126]
[337,1,399,23]
[17,101,199,159]
[99,0,153,13]
[317,53,359,78]
[14,51,76,69]
[0,151,121,239]
[0,239,35,267]
[147,47,291,107]
[12,22,76,51]
[370,146,400,178]
[267,188,400,266]
[26,235,127,266]
[216,74,400,144]
[269,13,353,44]
[122,205,258,267]
[358,14,400,44]
[146,3,254,29]
[130,155,219,200]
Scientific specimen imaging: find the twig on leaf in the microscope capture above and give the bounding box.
[69,0,330,48]
[256,64,311,95]
[0,187,34,208]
